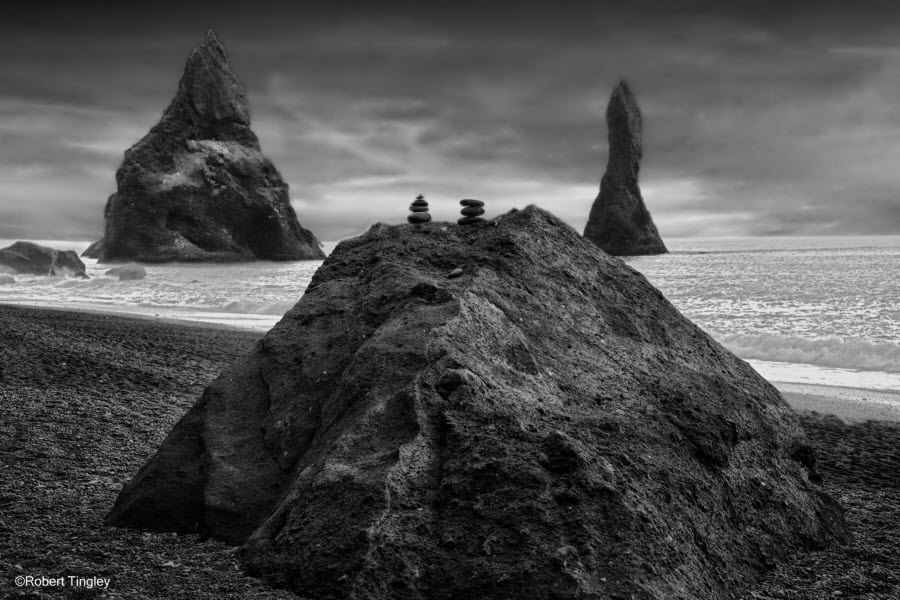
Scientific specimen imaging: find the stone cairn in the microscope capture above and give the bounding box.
[458,199,485,225]
[408,194,432,224]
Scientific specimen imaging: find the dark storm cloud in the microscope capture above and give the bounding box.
[2,1,900,241]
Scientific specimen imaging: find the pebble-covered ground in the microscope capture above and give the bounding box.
[0,305,301,599]
[740,415,900,600]
[0,304,896,599]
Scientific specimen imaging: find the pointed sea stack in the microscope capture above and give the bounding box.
[583,80,667,256]
[107,206,847,600]
[84,31,324,263]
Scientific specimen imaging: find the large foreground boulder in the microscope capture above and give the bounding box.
[584,80,668,256]
[0,241,87,277]
[84,31,324,263]
[107,206,847,599]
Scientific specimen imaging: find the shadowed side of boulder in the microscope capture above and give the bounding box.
[106,404,209,532]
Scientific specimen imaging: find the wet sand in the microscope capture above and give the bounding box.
[778,382,900,423]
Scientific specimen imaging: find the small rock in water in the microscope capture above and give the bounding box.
[408,194,432,224]
[0,274,14,285]
[448,268,463,278]
[106,265,147,281]
[458,199,485,225]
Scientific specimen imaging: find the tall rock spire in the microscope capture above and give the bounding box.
[83,31,324,263]
[583,79,668,256]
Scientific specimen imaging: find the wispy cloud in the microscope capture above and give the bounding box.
[829,45,900,58]
[2,3,900,241]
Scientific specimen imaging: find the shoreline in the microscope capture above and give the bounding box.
[0,300,278,332]
[3,301,895,424]
[779,382,900,423]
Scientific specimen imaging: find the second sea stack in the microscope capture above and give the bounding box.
[583,80,668,256]
[84,31,324,263]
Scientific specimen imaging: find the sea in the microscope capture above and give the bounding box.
[1,236,898,394]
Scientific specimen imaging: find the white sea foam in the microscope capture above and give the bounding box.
[624,235,900,390]
[0,238,328,329]
[215,299,297,315]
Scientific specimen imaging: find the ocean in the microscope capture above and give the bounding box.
[1,236,898,392]
[624,236,900,392]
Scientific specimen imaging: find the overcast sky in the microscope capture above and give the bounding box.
[3,1,900,241]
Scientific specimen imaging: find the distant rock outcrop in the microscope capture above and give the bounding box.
[0,274,14,285]
[107,206,847,600]
[584,80,668,256]
[82,239,104,259]
[0,241,87,277]
[84,30,324,263]
[105,265,147,281]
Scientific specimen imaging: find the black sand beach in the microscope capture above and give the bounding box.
[1,304,898,599]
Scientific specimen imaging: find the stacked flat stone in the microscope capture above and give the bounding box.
[458,199,485,225]
[408,194,432,224]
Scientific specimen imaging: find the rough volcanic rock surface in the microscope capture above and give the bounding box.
[85,31,324,263]
[107,206,847,599]
[0,241,87,277]
[584,80,668,256]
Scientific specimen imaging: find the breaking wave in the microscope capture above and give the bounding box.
[135,298,296,316]
[217,299,296,315]
[714,332,900,373]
